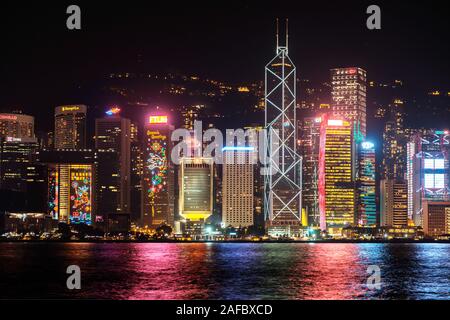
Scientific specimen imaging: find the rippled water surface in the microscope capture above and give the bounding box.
[1,243,449,299]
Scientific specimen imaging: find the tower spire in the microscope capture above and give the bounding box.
[276,18,279,52]
[286,18,289,51]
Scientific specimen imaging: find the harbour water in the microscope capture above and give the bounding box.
[1,242,449,300]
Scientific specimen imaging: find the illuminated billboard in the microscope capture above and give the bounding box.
[69,165,93,225]
[149,115,168,124]
[62,106,81,112]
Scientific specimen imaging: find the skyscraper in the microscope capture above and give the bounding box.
[54,105,87,150]
[380,179,408,227]
[130,121,143,223]
[331,67,367,137]
[357,141,376,226]
[319,116,355,233]
[0,113,39,194]
[0,113,35,139]
[179,157,213,223]
[95,107,131,213]
[264,20,302,237]
[222,146,254,228]
[48,163,94,225]
[299,116,321,226]
[0,137,39,192]
[409,130,450,226]
[382,99,407,180]
[141,115,174,228]
[422,201,450,237]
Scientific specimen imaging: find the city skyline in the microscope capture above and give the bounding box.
[1,2,450,304]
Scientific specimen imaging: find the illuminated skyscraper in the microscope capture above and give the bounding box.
[422,201,450,237]
[356,141,376,226]
[222,146,255,228]
[0,112,39,194]
[95,107,131,213]
[0,137,39,192]
[299,116,322,226]
[42,150,122,225]
[409,130,450,226]
[382,99,407,180]
[54,105,87,150]
[130,121,143,223]
[0,113,35,139]
[47,162,94,225]
[179,157,213,223]
[380,179,408,227]
[264,20,302,237]
[331,67,367,137]
[319,116,355,233]
[141,115,174,228]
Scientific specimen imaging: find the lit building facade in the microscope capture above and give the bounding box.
[299,116,321,226]
[179,157,213,223]
[357,141,376,226]
[141,115,174,228]
[222,147,254,228]
[422,201,450,237]
[409,130,450,226]
[0,113,39,194]
[331,67,367,137]
[95,108,131,213]
[0,113,35,139]
[0,137,39,192]
[319,116,355,233]
[380,179,408,227]
[382,98,407,181]
[54,105,87,150]
[130,121,143,223]
[48,163,94,225]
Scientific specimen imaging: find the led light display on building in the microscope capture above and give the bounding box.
[46,163,94,224]
[357,141,376,226]
[69,165,92,225]
[421,131,449,200]
[48,169,59,220]
[105,107,121,116]
[141,117,174,228]
[146,131,168,203]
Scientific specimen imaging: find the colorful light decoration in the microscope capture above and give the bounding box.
[48,170,59,220]
[105,107,121,116]
[69,167,92,225]
[362,141,375,150]
[146,137,168,201]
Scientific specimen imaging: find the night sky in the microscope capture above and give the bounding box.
[1,1,449,130]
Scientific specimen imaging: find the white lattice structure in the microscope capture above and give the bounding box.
[264,20,302,237]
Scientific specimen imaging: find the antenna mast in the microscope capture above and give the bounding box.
[286,18,289,52]
[276,18,279,52]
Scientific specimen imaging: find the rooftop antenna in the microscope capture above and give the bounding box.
[276,18,279,53]
[286,18,289,52]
